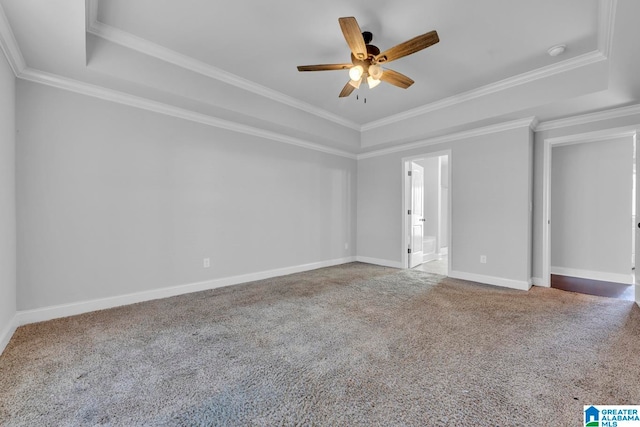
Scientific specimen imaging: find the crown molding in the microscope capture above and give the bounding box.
[85,0,98,37]
[357,117,537,160]
[535,103,640,132]
[86,20,361,132]
[598,0,617,58]
[362,0,614,132]
[543,125,637,147]
[85,0,614,136]
[19,68,358,160]
[361,50,606,132]
[0,1,26,76]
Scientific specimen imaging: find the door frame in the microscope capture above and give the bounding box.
[401,150,452,271]
[541,125,638,287]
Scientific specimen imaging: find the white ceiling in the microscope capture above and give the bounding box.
[1,0,639,153]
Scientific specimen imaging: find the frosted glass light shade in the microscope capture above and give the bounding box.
[368,64,383,80]
[349,65,364,81]
[367,75,381,89]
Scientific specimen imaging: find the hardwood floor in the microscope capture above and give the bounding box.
[551,274,635,301]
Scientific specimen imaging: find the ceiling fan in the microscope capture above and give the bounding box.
[297,17,439,97]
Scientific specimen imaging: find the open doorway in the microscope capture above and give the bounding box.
[402,151,451,275]
[543,128,637,302]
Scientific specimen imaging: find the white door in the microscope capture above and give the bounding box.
[409,162,425,268]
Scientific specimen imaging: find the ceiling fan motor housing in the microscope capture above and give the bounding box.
[362,31,373,44]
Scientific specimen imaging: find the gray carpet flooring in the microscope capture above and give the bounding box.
[1,262,639,426]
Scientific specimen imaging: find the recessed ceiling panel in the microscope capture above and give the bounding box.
[96,0,599,124]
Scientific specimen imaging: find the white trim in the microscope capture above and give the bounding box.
[86,21,361,132]
[449,270,532,291]
[542,137,552,286]
[14,257,357,327]
[85,0,614,135]
[550,266,634,285]
[598,0,617,58]
[18,68,358,160]
[0,1,26,76]
[545,127,637,147]
[0,317,18,356]
[531,277,549,287]
[361,51,605,131]
[359,117,536,160]
[355,256,403,269]
[85,0,98,35]
[542,126,639,288]
[536,104,640,132]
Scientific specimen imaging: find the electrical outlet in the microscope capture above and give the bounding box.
[480,255,487,264]
[344,242,349,250]
[203,258,210,268]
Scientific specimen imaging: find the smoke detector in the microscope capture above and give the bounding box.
[547,44,566,57]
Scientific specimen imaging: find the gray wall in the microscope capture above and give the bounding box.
[16,81,357,311]
[0,51,16,339]
[357,126,532,285]
[551,137,633,282]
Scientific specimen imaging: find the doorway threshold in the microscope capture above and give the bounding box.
[551,274,635,301]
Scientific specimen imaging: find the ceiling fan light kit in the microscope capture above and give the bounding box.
[297,16,439,97]
[349,65,364,81]
[367,75,382,89]
[368,64,383,80]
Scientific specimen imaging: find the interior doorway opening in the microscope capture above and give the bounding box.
[543,127,638,302]
[402,151,451,275]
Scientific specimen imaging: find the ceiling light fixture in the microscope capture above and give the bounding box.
[368,64,383,80]
[367,75,381,89]
[297,17,438,97]
[349,65,364,81]
[547,44,566,57]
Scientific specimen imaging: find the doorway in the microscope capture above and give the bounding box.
[402,151,451,275]
[543,127,638,302]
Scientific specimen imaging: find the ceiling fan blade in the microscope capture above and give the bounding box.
[297,64,352,72]
[375,30,439,63]
[338,17,367,60]
[339,81,356,98]
[380,69,414,89]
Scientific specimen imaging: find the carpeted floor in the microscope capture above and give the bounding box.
[1,262,639,426]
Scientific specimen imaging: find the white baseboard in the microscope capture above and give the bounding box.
[0,316,18,356]
[531,277,550,287]
[449,270,532,291]
[636,284,639,307]
[439,247,449,255]
[14,256,357,327]
[550,266,634,285]
[355,256,403,269]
